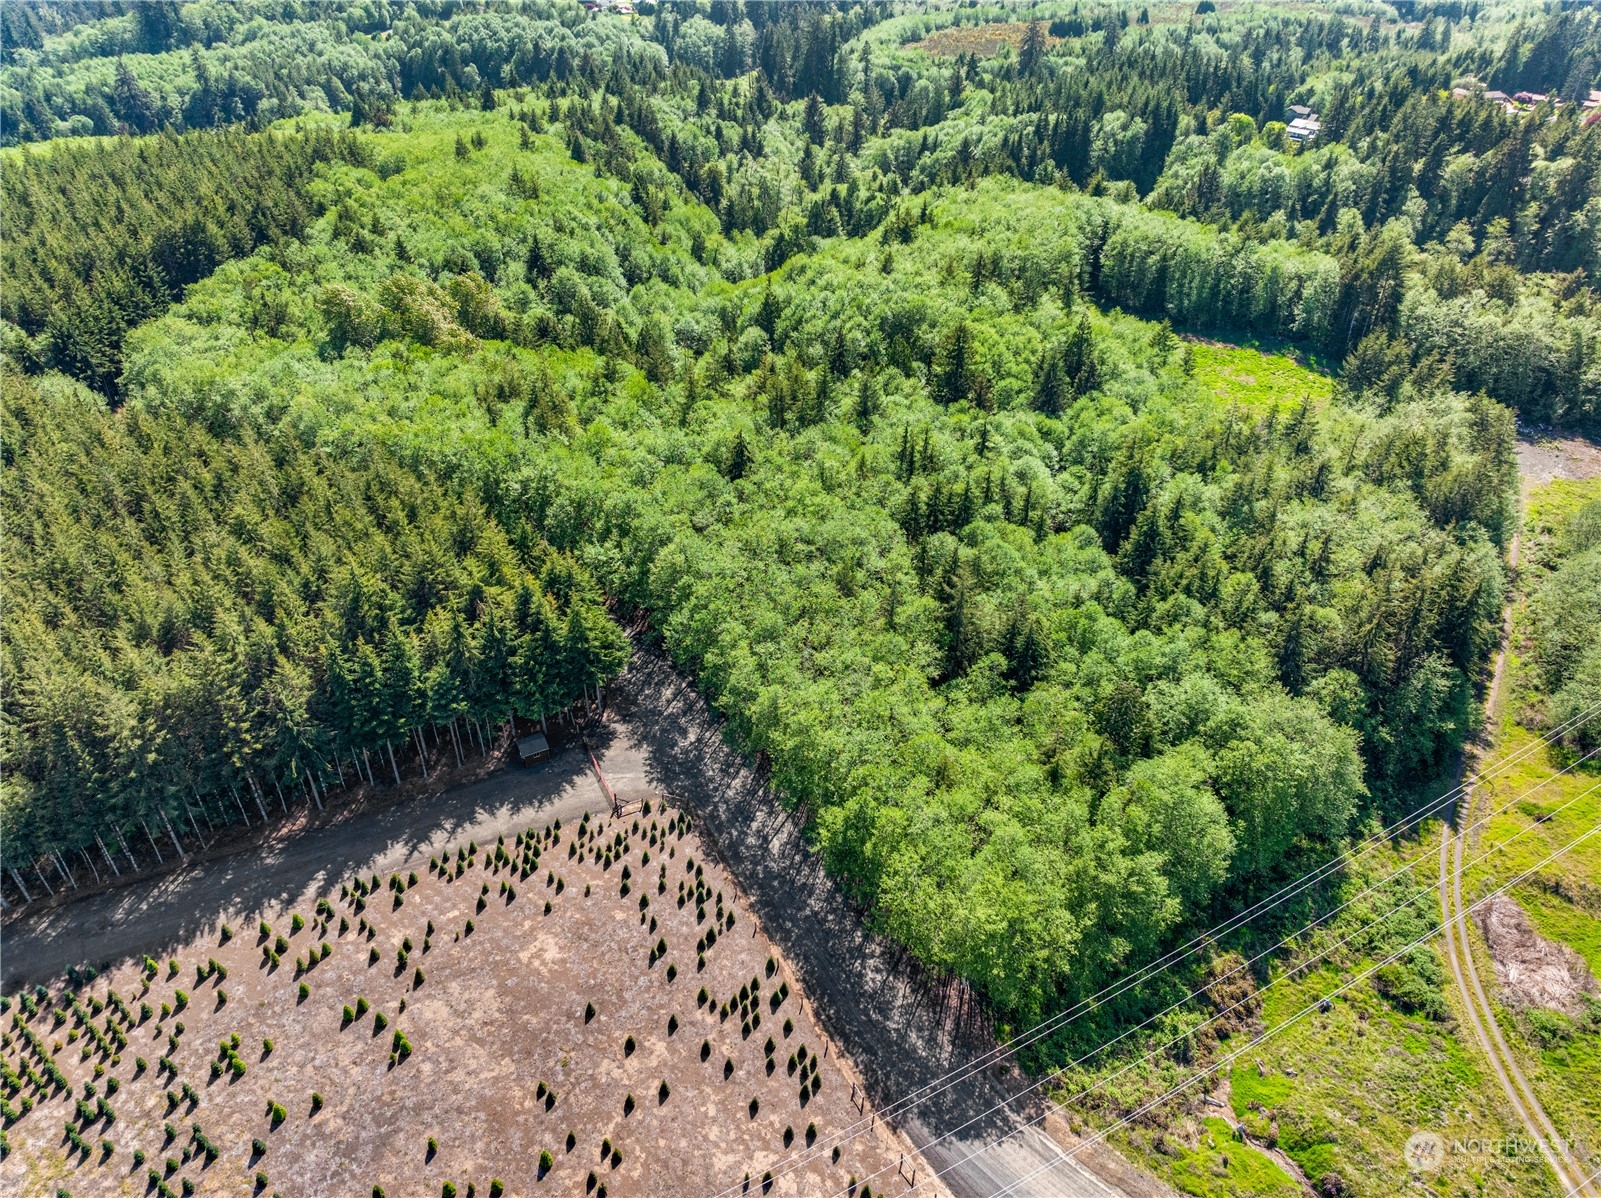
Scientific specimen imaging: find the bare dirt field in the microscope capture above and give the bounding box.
[1,800,919,1197]
[913,23,1059,59]
[1515,429,1601,485]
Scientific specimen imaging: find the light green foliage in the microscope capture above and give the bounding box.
[54,97,1509,1020]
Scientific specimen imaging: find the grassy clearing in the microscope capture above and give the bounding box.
[1165,1117,1300,1198]
[1184,340,1333,415]
[1449,475,1601,1192]
[1068,820,1555,1197]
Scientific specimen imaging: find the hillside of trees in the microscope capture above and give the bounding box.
[0,0,1591,1027]
[1,368,629,877]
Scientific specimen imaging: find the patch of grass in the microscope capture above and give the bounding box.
[1163,1117,1299,1198]
[1226,1065,1292,1117]
[1184,340,1331,415]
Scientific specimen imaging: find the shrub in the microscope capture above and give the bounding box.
[342,1006,355,1027]
[783,1126,793,1147]
[539,1150,554,1176]
[262,1039,273,1056]
[623,1036,635,1056]
[268,1102,285,1128]
[783,1019,794,1038]
[442,1184,457,1198]
[566,1131,576,1152]
[427,1138,438,1160]
[667,1015,678,1035]
[297,983,309,1003]
[414,968,425,988]
[253,1137,267,1156]
[373,1013,388,1034]
[584,1002,595,1023]
[724,1057,734,1080]
[291,915,305,934]
[658,1079,670,1104]
[490,1183,504,1198]
[622,1093,635,1116]
[369,948,380,966]
[310,1093,324,1114]
[748,1097,759,1118]
[356,997,369,1017]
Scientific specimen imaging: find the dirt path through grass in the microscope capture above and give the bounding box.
[1437,435,1599,1198]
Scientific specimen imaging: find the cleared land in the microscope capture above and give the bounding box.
[0,796,917,1197]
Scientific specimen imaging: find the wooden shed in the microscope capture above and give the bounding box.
[516,732,551,763]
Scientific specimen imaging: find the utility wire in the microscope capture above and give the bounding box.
[820,775,1601,1198]
[709,704,1600,1197]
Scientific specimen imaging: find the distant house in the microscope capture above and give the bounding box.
[1286,114,1321,144]
[1287,104,1313,118]
[1483,90,1509,102]
[517,732,551,764]
[1585,89,1601,111]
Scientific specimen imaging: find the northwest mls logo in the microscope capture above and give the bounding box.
[1404,1129,1587,1172]
[1404,1131,1446,1172]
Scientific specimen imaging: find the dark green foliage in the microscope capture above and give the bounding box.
[0,371,628,870]
[1,130,364,395]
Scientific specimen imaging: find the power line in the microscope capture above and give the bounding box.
[822,774,1601,1198]
[710,705,1601,1196]
[1567,1166,1601,1198]
[967,822,1601,1198]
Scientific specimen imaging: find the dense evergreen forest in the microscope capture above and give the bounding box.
[2,368,630,880]
[0,0,1591,1028]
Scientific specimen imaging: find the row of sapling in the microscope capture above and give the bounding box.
[4,800,852,1187]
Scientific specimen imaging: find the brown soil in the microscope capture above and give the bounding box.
[1515,431,1601,486]
[1473,895,1599,1018]
[913,23,1059,59]
[0,803,916,1197]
